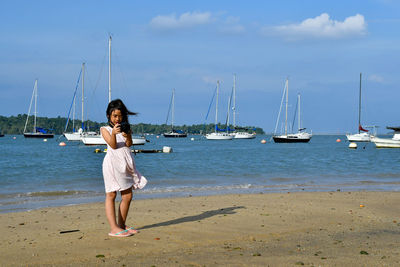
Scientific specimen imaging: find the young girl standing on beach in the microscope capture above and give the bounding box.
[100,99,147,237]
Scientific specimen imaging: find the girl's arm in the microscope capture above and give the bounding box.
[122,130,133,147]
[101,124,121,149]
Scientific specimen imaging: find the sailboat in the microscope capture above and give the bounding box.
[23,80,54,138]
[272,78,312,143]
[346,73,372,142]
[163,89,187,138]
[230,74,255,139]
[81,36,146,146]
[63,63,97,141]
[206,81,233,140]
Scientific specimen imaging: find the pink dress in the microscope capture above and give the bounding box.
[101,126,147,193]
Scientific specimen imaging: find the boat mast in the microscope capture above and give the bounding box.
[227,88,232,130]
[33,79,38,133]
[72,92,75,131]
[108,35,112,103]
[358,73,362,134]
[81,62,85,130]
[24,80,36,134]
[285,78,288,135]
[171,88,175,130]
[273,79,287,136]
[233,74,236,129]
[215,81,219,133]
[298,93,301,132]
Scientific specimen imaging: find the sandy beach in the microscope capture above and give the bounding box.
[1,191,400,266]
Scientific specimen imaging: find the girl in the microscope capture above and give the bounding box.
[100,99,147,237]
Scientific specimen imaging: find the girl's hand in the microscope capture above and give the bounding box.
[121,129,131,138]
[124,131,133,147]
[112,123,121,135]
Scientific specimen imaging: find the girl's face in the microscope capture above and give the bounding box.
[109,109,123,126]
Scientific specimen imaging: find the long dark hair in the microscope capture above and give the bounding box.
[106,99,137,125]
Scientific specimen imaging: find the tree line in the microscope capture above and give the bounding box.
[0,114,265,135]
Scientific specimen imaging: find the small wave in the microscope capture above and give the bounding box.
[269,177,296,182]
[139,184,253,194]
[25,190,89,197]
[359,180,400,185]
[0,190,97,200]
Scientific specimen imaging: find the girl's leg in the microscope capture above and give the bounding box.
[117,187,133,229]
[105,191,126,234]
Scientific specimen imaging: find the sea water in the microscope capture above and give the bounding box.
[0,135,400,213]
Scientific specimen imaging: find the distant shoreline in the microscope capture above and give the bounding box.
[0,114,264,135]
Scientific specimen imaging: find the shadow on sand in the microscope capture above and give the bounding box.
[138,206,245,230]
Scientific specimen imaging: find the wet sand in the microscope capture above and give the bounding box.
[1,191,400,266]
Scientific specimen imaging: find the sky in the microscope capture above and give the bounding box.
[1,0,400,134]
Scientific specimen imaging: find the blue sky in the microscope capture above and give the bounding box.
[1,0,400,133]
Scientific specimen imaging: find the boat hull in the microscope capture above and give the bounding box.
[24,133,54,138]
[64,131,99,141]
[81,135,147,146]
[346,133,371,142]
[272,136,311,143]
[234,132,256,139]
[206,133,233,140]
[163,132,187,138]
[371,136,400,148]
[63,132,83,141]
[273,132,312,143]
[131,137,148,145]
[81,136,106,145]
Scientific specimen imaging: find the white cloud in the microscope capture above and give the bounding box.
[263,13,367,40]
[368,74,384,83]
[150,11,212,30]
[218,16,245,34]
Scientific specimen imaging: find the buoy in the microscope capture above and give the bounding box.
[261,139,267,144]
[156,135,160,138]
[103,149,107,153]
[13,137,16,140]
[59,142,66,146]
[94,148,101,153]
[43,139,47,142]
[190,137,195,141]
[349,142,357,149]
[336,138,341,142]
[162,146,172,153]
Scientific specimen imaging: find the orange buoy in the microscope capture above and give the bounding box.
[336,138,341,142]
[261,139,267,144]
[59,142,66,146]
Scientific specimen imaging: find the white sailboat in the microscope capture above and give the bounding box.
[81,36,146,146]
[206,81,233,140]
[272,78,312,143]
[23,79,54,138]
[63,63,97,141]
[371,127,400,148]
[230,74,255,139]
[346,73,372,142]
[163,89,187,138]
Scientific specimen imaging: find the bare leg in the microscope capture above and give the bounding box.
[105,191,125,234]
[118,187,133,229]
